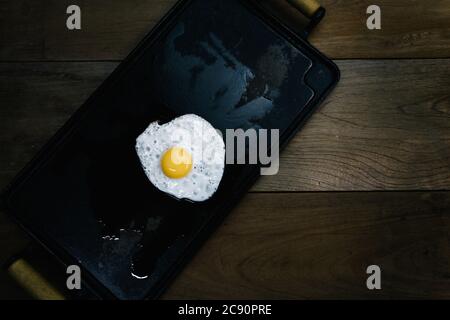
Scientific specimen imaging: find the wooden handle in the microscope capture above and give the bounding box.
[287,0,321,18]
[8,259,65,300]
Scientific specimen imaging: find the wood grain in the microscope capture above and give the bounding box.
[163,192,450,299]
[258,59,450,191]
[1,60,449,192]
[267,0,450,59]
[1,0,450,61]
[1,191,449,299]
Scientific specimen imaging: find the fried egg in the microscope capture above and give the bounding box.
[136,114,225,202]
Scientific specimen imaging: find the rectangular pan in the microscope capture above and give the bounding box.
[1,0,340,299]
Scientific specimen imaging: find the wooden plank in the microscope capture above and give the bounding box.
[258,59,450,191]
[1,0,450,61]
[267,0,450,59]
[163,192,450,299]
[0,0,177,61]
[1,60,449,191]
[1,191,449,299]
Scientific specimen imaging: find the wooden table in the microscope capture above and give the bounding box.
[0,0,449,299]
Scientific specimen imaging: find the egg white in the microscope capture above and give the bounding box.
[136,114,225,202]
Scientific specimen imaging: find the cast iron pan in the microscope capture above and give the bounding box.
[1,0,339,299]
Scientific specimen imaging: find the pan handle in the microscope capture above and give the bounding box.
[286,0,326,38]
[8,258,65,300]
[287,0,321,18]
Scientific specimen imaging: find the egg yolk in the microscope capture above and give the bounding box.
[161,147,193,179]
